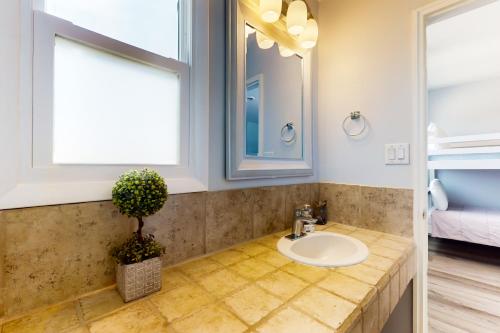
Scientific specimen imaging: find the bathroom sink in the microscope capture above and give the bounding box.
[277,231,369,268]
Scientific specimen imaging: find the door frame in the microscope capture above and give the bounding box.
[412,0,497,332]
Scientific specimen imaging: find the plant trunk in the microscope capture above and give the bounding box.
[137,216,144,241]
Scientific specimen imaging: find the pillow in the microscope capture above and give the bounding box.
[429,179,448,211]
[428,123,448,150]
[427,123,447,138]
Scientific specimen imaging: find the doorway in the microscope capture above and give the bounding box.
[414,0,500,332]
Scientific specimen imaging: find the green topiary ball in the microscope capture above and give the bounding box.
[112,169,168,218]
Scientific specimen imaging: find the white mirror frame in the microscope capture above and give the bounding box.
[226,0,313,180]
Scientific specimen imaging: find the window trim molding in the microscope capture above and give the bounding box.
[0,0,209,209]
[32,11,191,168]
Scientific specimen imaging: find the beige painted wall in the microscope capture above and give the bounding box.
[318,0,433,189]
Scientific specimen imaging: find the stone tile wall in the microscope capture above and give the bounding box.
[0,218,5,317]
[0,183,318,318]
[0,222,416,333]
[0,182,413,319]
[0,202,134,319]
[319,183,413,237]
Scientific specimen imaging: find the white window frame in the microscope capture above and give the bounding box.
[33,11,190,168]
[0,0,209,209]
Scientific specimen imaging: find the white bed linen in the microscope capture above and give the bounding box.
[431,205,500,247]
[428,207,435,234]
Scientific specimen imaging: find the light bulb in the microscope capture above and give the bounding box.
[260,0,282,23]
[245,25,256,37]
[287,0,307,36]
[299,19,318,49]
[256,31,274,49]
[279,45,295,57]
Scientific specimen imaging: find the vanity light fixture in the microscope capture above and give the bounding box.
[287,0,308,36]
[299,18,318,48]
[251,0,319,54]
[260,0,282,23]
[256,31,275,49]
[278,45,295,57]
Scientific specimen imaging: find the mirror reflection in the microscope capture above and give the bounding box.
[245,24,303,159]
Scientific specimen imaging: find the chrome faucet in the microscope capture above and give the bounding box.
[288,205,318,240]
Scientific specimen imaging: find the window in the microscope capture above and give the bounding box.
[0,0,208,209]
[35,0,187,166]
[45,0,179,59]
[52,37,181,165]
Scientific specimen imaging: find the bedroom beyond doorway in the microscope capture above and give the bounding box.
[424,0,500,331]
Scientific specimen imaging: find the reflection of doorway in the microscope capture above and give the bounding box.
[414,1,500,332]
[245,74,264,157]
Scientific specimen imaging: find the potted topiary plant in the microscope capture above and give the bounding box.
[111,168,168,302]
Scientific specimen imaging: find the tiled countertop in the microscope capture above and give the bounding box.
[0,222,416,333]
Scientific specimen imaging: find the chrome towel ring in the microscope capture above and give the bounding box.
[342,111,367,137]
[281,122,297,143]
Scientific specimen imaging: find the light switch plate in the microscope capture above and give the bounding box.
[385,143,410,165]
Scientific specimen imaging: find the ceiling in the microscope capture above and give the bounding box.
[426,0,500,90]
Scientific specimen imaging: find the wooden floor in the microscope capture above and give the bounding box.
[428,237,500,333]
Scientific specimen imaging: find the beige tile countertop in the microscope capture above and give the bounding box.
[0,222,416,333]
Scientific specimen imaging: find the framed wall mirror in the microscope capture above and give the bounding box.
[226,0,313,179]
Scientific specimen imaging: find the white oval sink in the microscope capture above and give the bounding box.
[277,231,369,268]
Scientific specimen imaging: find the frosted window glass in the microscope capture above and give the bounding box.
[53,37,180,165]
[45,0,179,59]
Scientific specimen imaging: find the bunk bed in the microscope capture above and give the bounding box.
[428,132,500,170]
[428,132,500,247]
[430,205,500,247]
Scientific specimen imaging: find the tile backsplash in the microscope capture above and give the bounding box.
[0,182,413,319]
[0,183,318,318]
[0,202,133,319]
[319,183,413,237]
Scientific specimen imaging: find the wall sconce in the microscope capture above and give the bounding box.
[278,45,295,57]
[245,24,256,37]
[287,0,308,36]
[256,31,275,49]
[260,0,282,23]
[299,18,318,49]
[249,0,319,56]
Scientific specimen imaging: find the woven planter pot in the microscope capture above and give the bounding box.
[116,257,162,302]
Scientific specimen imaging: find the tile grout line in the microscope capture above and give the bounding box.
[243,283,330,331]
[145,299,180,332]
[157,242,332,331]
[314,272,377,311]
[2,223,414,332]
[290,278,362,331]
[149,255,270,329]
[153,273,250,329]
[73,299,87,328]
[252,271,366,332]
[231,251,371,331]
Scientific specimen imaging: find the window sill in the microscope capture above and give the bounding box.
[0,177,207,210]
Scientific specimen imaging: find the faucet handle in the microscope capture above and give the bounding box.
[295,207,305,217]
[302,204,313,218]
[295,206,310,217]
